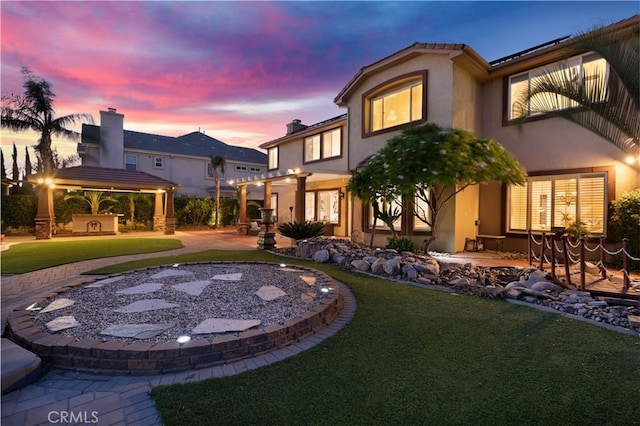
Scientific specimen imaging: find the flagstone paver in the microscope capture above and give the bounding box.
[150,269,193,279]
[211,272,243,281]
[100,324,173,339]
[171,280,210,296]
[114,299,179,313]
[116,283,164,295]
[40,298,75,313]
[255,285,287,301]
[45,316,81,332]
[191,318,261,334]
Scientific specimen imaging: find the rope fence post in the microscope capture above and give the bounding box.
[528,230,532,266]
[599,236,607,280]
[550,234,557,279]
[622,238,630,292]
[539,232,546,271]
[580,236,586,291]
[562,235,571,287]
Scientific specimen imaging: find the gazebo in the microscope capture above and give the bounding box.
[28,166,180,240]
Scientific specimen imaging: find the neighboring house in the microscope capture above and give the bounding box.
[240,15,638,253]
[78,108,267,200]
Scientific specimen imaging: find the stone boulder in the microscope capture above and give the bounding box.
[371,257,386,275]
[313,249,330,263]
[383,258,402,276]
[350,259,371,272]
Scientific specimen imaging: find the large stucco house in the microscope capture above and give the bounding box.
[237,15,639,253]
[78,108,267,200]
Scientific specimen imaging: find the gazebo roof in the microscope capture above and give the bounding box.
[28,166,179,192]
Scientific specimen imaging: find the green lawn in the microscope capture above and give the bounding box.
[95,251,640,425]
[0,238,184,274]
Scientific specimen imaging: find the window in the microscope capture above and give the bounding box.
[508,53,608,120]
[305,190,340,224]
[235,165,247,172]
[124,154,137,171]
[268,147,278,170]
[270,194,278,222]
[154,157,164,169]
[303,128,342,163]
[250,167,261,172]
[413,192,431,232]
[364,72,426,135]
[508,173,606,234]
[368,197,402,231]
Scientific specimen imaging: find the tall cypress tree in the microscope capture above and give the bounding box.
[11,143,19,182]
[1,148,6,180]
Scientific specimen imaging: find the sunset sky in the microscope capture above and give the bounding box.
[1,1,638,171]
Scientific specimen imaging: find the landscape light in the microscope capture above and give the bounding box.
[177,335,191,344]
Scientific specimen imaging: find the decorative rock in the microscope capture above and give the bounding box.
[506,288,523,299]
[192,318,261,334]
[114,299,180,313]
[371,257,386,275]
[413,261,440,277]
[383,258,402,276]
[526,270,547,288]
[171,280,211,296]
[450,277,470,289]
[150,269,194,279]
[117,283,163,295]
[402,265,418,281]
[301,292,316,302]
[350,259,370,272]
[101,324,173,339]
[313,249,330,263]
[505,281,525,290]
[40,298,75,313]
[85,276,126,288]
[627,315,640,328]
[45,316,81,332]
[211,273,243,281]
[331,254,348,264]
[255,286,287,301]
[531,281,564,293]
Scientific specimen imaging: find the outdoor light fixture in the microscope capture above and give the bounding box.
[176,335,191,344]
[25,303,41,311]
[280,263,287,267]
[320,287,330,293]
[172,263,181,268]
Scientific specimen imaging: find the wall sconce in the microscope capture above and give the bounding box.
[339,191,345,199]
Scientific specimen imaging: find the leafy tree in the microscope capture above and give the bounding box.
[349,122,526,251]
[517,20,639,153]
[1,67,93,173]
[209,155,227,229]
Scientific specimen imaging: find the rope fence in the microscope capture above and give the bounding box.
[527,231,639,293]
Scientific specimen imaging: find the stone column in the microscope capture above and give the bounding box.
[164,189,176,235]
[295,176,306,223]
[153,191,165,232]
[237,184,248,235]
[35,183,53,240]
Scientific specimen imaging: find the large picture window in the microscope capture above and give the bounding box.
[508,173,606,234]
[363,72,426,135]
[304,128,342,163]
[508,53,608,120]
[306,190,340,224]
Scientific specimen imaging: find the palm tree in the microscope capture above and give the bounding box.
[518,18,639,153]
[1,68,93,174]
[210,155,227,229]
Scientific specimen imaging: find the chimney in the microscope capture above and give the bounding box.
[286,119,307,135]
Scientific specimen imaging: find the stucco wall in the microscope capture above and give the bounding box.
[452,64,483,134]
[99,110,124,169]
[346,53,456,170]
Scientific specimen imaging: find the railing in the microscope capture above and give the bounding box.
[527,231,639,292]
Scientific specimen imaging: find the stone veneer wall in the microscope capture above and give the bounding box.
[5,264,344,376]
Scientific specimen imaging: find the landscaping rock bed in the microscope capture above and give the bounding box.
[275,238,640,334]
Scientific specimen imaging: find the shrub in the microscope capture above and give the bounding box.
[609,188,640,271]
[277,221,325,240]
[386,236,415,252]
[1,195,37,228]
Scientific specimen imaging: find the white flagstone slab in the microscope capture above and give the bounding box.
[211,273,243,281]
[300,275,317,286]
[85,276,126,288]
[117,283,164,295]
[255,286,287,301]
[150,269,194,279]
[301,292,316,302]
[192,318,261,334]
[40,298,75,313]
[278,267,300,272]
[46,316,81,332]
[171,280,210,296]
[114,299,179,313]
[100,324,173,339]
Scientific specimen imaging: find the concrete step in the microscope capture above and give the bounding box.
[1,338,43,395]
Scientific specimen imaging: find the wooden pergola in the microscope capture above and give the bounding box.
[28,166,180,240]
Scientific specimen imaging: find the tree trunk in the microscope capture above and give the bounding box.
[214,172,220,229]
